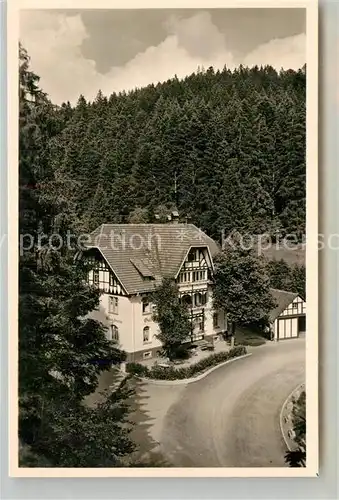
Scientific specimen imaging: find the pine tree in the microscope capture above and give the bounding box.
[40,64,305,242]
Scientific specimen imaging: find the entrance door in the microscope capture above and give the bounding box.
[278,318,299,340]
[298,315,306,333]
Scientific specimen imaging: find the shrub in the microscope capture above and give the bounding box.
[125,362,149,377]
[125,346,247,381]
[150,365,190,380]
[235,337,266,347]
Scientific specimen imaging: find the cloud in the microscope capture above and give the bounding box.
[20,10,306,105]
[243,33,305,70]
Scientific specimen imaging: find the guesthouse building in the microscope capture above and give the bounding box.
[84,221,227,361]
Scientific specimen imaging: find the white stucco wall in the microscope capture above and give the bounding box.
[129,295,162,354]
[90,286,226,356]
[89,293,162,355]
[89,293,132,352]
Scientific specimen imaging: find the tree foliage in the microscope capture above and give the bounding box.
[284,391,306,467]
[213,243,276,332]
[19,44,134,467]
[19,44,306,465]
[266,260,306,298]
[291,391,306,446]
[151,278,191,360]
[38,64,305,241]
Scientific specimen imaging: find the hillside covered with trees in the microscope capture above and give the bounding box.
[41,62,306,241]
[18,43,306,466]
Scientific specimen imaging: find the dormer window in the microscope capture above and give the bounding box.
[130,258,155,280]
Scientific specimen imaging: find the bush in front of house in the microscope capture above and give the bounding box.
[125,346,247,380]
[125,362,149,377]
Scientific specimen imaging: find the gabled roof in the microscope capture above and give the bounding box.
[269,288,299,323]
[84,223,220,294]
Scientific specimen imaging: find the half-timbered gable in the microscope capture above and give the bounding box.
[269,289,306,341]
[278,295,306,317]
[174,246,215,342]
[85,249,127,296]
[176,246,213,284]
[82,224,222,360]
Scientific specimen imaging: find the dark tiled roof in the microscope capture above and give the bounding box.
[269,288,299,323]
[84,223,220,294]
[130,258,154,278]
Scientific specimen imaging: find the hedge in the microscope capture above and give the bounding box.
[126,346,247,380]
[235,337,266,347]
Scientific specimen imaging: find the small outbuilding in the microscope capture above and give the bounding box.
[269,288,306,341]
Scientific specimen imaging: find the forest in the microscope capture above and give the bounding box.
[31,56,306,241]
[19,44,306,467]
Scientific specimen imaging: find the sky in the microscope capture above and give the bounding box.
[20,8,306,105]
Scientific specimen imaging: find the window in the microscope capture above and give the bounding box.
[108,296,119,314]
[187,251,195,262]
[194,293,202,307]
[181,294,192,308]
[143,351,152,359]
[109,274,115,287]
[292,303,298,310]
[193,315,204,332]
[142,298,151,314]
[93,270,99,285]
[109,324,119,342]
[194,292,207,306]
[179,272,191,283]
[213,313,219,328]
[191,270,207,282]
[143,326,150,343]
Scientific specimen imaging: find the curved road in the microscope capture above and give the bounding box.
[159,338,305,467]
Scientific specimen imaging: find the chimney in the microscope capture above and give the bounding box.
[171,210,179,224]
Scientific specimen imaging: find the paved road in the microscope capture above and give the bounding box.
[159,338,305,467]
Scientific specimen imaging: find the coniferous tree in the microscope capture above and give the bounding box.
[42,64,305,240]
[19,45,134,467]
